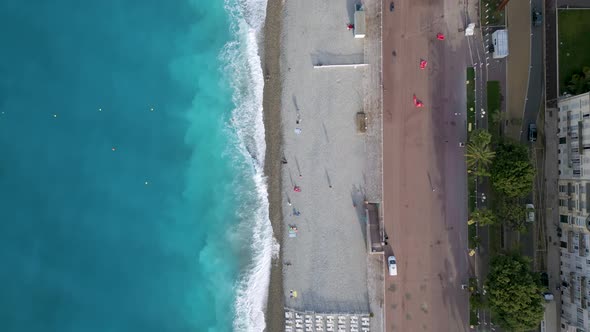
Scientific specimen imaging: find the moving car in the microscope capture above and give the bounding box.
[528,123,537,142]
[388,255,398,276]
[526,204,535,222]
[532,10,542,26]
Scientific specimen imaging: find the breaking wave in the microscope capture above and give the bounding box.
[221,0,277,331]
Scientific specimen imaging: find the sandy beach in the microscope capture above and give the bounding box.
[263,0,384,331]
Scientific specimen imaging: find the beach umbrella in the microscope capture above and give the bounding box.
[413,94,424,108]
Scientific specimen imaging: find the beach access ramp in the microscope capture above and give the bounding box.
[366,202,383,253]
[354,4,366,38]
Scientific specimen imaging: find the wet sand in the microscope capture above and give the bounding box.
[262,0,285,331]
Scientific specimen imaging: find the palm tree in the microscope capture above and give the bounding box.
[466,129,495,173]
[466,142,495,170]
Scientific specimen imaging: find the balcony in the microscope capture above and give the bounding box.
[570,271,576,303]
[578,121,584,154]
[579,234,588,257]
[582,276,587,309]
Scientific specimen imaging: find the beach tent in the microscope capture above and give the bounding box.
[492,29,508,59]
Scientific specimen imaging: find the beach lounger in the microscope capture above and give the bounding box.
[295,313,303,319]
[285,312,293,319]
[361,327,370,332]
[350,328,358,332]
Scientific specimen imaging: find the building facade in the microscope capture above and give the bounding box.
[558,92,590,331]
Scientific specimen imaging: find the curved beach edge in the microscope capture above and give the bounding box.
[261,0,285,331]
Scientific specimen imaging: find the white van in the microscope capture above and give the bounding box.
[526,204,535,222]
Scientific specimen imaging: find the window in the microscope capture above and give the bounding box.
[561,215,569,223]
[560,199,568,207]
[561,137,567,144]
[560,185,567,193]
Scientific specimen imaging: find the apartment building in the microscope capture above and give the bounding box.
[558,92,590,331]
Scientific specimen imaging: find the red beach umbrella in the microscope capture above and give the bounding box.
[413,94,424,108]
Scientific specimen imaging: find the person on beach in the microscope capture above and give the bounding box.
[293,186,301,192]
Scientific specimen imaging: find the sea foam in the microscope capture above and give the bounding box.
[221,0,276,331]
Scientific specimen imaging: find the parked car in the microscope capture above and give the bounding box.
[543,291,554,301]
[390,1,394,12]
[528,123,537,142]
[388,255,398,276]
[526,204,535,222]
[532,10,542,26]
[540,272,549,287]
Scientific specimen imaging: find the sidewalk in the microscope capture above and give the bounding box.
[542,106,561,332]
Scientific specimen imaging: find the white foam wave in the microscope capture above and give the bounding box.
[220,0,276,331]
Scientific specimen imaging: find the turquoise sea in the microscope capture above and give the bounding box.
[0,1,273,331]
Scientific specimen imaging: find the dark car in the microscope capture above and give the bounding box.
[532,10,542,26]
[528,123,537,142]
[390,2,394,12]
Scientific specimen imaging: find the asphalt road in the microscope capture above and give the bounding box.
[381,0,469,330]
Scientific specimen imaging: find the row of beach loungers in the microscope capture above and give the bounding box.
[284,310,371,332]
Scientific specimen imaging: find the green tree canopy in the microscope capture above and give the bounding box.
[486,252,544,331]
[466,129,495,176]
[469,208,496,226]
[567,66,590,95]
[490,142,535,197]
[495,197,527,232]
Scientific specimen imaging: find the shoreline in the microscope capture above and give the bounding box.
[261,0,285,331]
